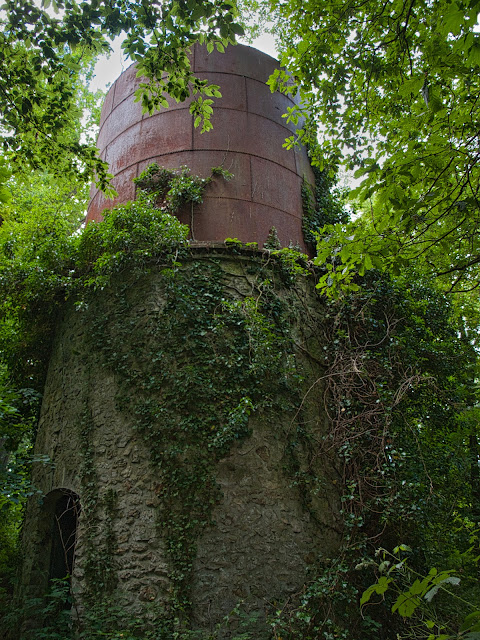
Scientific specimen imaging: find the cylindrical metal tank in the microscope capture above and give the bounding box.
[87,44,314,250]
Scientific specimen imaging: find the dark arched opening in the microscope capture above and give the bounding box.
[24,488,81,629]
[48,491,80,584]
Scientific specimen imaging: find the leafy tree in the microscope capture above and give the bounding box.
[0,168,90,610]
[254,0,480,293]
[0,171,89,387]
[0,0,244,196]
[0,36,109,195]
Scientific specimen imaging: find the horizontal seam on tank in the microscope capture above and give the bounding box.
[88,149,303,199]
[105,77,298,114]
[200,195,303,220]
[89,172,303,221]
[194,71,298,100]
[99,149,302,184]
[101,107,295,149]
[190,149,300,175]
[98,111,300,157]
[98,52,297,132]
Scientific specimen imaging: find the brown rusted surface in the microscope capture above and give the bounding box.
[87,44,314,250]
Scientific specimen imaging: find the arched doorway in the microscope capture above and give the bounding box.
[21,488,82,632]
[47,490,80,584]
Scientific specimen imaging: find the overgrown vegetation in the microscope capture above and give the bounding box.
[0,164,308,638]
[301,165,349,251]
[0,166,198,629]
[1,158,478,639]
[266,271,480,639]
[0,0,479,627]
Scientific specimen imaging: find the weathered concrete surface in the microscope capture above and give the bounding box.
[87,44,314,251]
[19,250,341,633]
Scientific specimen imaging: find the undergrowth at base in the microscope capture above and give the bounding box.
[1,163,478,640]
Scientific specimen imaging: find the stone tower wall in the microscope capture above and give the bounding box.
[20,249,341,635]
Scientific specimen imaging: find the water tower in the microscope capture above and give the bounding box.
[18,44,340,637]
[87,43,314,251]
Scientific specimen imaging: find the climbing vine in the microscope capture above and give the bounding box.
[266,270,478,640]
[133,163,233,241]
[301,164,349,252]
[82,254,302,613]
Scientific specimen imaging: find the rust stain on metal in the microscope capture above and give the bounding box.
[87,44,314,250]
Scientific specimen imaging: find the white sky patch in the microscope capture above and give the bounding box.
[90,37,129,92]
[90,32,278,92]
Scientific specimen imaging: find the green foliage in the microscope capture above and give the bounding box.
[0,171,89,388]
[0,0,244,191]
[1,173,477,638]
[252,0,480,292]
[301,165,349,250]
[0,170,88,610]
[0,165,219,631]
[269,248,309,284]
[0,1,477,637]
[360,547,480,640]
[76,200,189,290]
[324,271,475,530]
[0,169,193,389]
[1,251,307,638]
[263,226,281,250]
[268,551,368,640]
[6,586,264,640]
[83,258,299,609]
[0,35,111,192]
[265,269,479,640]
[133,163,233,214]
[3,0,479,292]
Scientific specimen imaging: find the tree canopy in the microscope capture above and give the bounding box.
[2,0,478,292]
[0,0,244,196]
[0,1,479,638]
[258,0,480,294]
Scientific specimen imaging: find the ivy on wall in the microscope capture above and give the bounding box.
[1,162,477,640]
[1,162,327,638]
[82,254,303,614]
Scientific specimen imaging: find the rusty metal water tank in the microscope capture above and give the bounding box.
[87,44,314,250]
